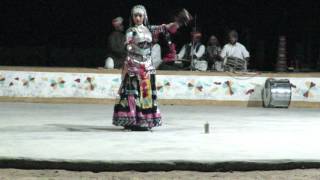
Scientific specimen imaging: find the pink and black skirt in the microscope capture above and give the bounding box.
[113,71,162,129]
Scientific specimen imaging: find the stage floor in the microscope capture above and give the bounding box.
[0,102,320,170]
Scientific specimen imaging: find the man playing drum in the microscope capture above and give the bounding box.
[220,30,250,71]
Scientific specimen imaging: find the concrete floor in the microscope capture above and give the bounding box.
[0,102,320,170]
[1,169,320,180]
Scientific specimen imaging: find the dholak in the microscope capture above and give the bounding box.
[224,57,246,71]
[193,60,208,71]
[262,78,292,108]
[214,61,224,72]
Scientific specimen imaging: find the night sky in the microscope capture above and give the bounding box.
[1,0,320,70]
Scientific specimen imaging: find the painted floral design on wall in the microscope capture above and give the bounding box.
[0,75,6,86]
[84,77,96,91]
[0,71,320,102]
[303,81,316,98]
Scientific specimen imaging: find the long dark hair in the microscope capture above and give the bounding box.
[207,35,220,47]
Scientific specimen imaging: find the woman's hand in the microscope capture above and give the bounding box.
[165,22,179,34]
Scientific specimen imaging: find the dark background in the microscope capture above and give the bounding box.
[1,0,320,71]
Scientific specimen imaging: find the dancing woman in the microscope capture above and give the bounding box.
[113,5,191,131]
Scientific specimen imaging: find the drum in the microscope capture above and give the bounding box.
[214,61,224,72]
[174,8,193,26]
[224,57,246,71]
[193,60,208,71]
[262,78,292,108]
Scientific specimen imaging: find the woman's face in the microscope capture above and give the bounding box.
[133,13,144,25]
[209,36,218,45]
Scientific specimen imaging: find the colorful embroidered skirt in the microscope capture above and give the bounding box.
[113,73,161,128]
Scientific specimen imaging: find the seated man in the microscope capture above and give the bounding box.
[151,35,162,69]
[205,35,222,71]
[220,30,250,71]
[105,17,126,69]
[177,30,206,70]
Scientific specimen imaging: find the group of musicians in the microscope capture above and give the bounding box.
[106,16,250,72]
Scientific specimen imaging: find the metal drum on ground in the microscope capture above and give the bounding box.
[262,78,292,108]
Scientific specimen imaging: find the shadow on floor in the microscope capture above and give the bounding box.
[47,124,123,132]
[247,84,263,107]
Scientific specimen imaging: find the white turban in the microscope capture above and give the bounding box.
[112,17,123,27]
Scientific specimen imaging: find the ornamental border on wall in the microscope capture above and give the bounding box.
[0,71,319,101]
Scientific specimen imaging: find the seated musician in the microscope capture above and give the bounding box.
[220,30,250,71]
[177,29,206,70]
[105,17,126,69]
[151,34,162,69]
[205,35,222,71]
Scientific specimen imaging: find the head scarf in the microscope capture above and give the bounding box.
[130,5,149,26]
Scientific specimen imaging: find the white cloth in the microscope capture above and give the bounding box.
[220,42,250,60]
[105,57,114,69]
[151,43,162,69]
[177,43,205,59]
[132,5,146,16]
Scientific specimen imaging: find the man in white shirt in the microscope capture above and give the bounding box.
[151,36,162,69]
[220,30,250,71]
[177,31,205,69]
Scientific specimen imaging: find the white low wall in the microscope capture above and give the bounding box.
[1,70,320,103]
